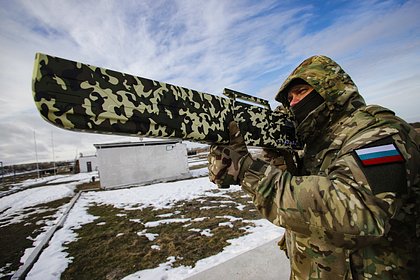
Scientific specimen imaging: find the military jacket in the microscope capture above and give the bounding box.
[241,56,420,279]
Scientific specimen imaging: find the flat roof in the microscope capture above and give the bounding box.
[94,140,181,149]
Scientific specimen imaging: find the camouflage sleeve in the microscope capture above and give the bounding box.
[241,153,396,248]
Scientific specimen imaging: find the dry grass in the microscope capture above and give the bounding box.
[75,180,100,191]
[61,189,260,280]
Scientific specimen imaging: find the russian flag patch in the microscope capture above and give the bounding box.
[355,143,404,166]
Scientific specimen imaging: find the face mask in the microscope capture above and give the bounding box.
[290,90,324,124]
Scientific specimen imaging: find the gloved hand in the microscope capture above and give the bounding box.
[208,121,253,187]
[262,148,297,174]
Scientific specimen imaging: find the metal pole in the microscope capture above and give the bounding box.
[34,131,40,179]
[0,161,3,184]
[51,131,56,176]
[12,165,16,183]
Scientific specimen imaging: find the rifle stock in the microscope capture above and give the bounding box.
[32,53,300,149]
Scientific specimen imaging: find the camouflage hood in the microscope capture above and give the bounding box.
[276,55,366,142]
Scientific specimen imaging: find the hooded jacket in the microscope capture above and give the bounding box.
[241,56,420,279]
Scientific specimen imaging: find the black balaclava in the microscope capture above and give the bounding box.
[290,90,324,124]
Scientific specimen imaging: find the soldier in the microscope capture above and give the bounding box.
[208,55,419,279]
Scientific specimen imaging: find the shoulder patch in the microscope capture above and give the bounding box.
[355,143,404,166]
[353,137,407,195]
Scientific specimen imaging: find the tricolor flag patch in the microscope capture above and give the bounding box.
[355,143,404,166]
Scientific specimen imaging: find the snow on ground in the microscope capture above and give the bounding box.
[0,171,99,275]
[0,185,73,220]
[0,172,97,224]
[190,167,208,178]
[26,196,97,280]
[188,160,208,168]
[1,171,99,197]
[82,177,218,210]
[26,176,283,280]
[19,174,68,187]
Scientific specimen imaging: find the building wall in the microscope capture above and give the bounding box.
[96,142,190,189]
[78,155,98,173]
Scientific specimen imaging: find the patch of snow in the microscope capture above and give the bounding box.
[18,175,66,188]
[157,211,180,218]
[81,177,217,211]
[200,229,213,237]
[218,222,234,228]
[236,204,246,211]
[0,185,75,225]
[151,245,161,250]
[0,263,13,279]
[0,184,73,213]
[216,215,243,222]
[188,160,208,167]
[0,172,98,222]
[201,205,226,210]
[137,230,159,241]
[192,217,207,222]
[122,256,177,280]
[190,167,208,177]
[145,218,191,228]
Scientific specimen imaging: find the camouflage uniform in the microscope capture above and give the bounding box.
[240,56,420,279]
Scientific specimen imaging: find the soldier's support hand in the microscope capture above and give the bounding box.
[208,122,254,187]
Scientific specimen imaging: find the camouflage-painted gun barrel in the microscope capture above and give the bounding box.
[32,53,300,149]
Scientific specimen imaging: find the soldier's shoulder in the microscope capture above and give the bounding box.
[340,105,414,154]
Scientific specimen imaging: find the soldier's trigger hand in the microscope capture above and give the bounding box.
[262,148,297,174]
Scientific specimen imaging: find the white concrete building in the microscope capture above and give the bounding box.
[78,155,98,173]
[94,140,190,189]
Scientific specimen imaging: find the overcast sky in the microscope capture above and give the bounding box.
[0,0,419,165]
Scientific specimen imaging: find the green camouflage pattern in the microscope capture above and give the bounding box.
[32,53,300,149]
[241,55,420,279]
